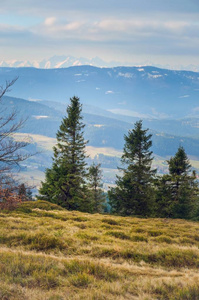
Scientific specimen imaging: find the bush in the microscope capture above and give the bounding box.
[0,188,22,211]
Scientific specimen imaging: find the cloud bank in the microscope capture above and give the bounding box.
[0,0,198,66]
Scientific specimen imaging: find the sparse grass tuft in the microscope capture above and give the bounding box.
[131,234,148,242]
[106,230,131,240]
[102,218,119,225]
[154,235,173,244]
[175,285,199,300]
[69,273,93,288]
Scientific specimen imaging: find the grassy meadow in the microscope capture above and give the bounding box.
[0,201,199,299]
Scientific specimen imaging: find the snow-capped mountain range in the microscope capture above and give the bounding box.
[0,56,199,72]
[0,56,115,69]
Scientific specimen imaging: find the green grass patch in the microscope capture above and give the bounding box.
[19,200,64,211]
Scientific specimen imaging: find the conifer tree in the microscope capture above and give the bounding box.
[155,146,198,219]
[88,163,106,213]
[18,183,33,201]
[38,96,89,211]
[109,120,156,216]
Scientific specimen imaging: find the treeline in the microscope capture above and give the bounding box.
[38,97,199,220]
[109,121,199,220]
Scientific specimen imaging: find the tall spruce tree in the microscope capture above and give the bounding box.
[38,96,90,211]
[155,146,199,219]
[108,120,156,216]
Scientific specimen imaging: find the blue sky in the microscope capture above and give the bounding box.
[0,0,199,68]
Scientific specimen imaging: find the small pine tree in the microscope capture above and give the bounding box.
[88,163,106,213]
[109,120,156,216]
[18,183,32,201]
[168,146,198,219]
[18,183,27,201]
[154,175,174,218]
[155,146,199,219]
[38,96,90,211]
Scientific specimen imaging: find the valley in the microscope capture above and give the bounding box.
[1,65,199,191]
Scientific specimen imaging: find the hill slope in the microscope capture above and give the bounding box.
[3,95,199,158]
[1,202,199,299]
[1,65,199,119]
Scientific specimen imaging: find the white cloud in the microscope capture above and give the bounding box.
[44,17,56,26]
[0,1,198,66]
[64,22,83,31]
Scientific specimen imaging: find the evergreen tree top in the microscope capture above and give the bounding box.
[122,120,153,167]
[168,146,191,176]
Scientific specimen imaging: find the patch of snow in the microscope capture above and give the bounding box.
[44,61,51,69]
[76,80,85,83]
[148,73,163,79]
[105,90,114,94]
[72,60,82,66]
[28,98,42,102]
[118,72,133,78]
[179,95,190,98]
[185,75,195,80]
[33,115,49,119]
[138,68,144,72]
[93,124,104,128]
[74,73,82,76]
[55,59,71,68]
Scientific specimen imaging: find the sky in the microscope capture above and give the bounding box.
[0,0,199,69]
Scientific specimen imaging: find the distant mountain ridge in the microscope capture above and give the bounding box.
[1,56,199,72]
[0,65,199,119]
[0,56,115,69]
[3,95,199,160]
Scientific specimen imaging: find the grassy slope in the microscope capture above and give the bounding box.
[1,201,199,300]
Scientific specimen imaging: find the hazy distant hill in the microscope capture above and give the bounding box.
[2,95,199,159]
[0,65,199,119]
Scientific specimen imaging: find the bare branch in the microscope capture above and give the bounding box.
[0,77,18,100]
[0,78,36,185]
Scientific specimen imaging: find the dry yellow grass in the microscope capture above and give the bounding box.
[0,201,199,299]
